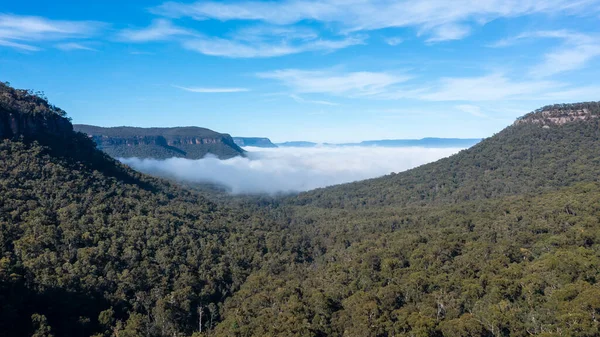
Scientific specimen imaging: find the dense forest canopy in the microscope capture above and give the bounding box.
[0,81,67,118]
[290,120,600,209]
[517,101,600,121]
[1,82,600,337]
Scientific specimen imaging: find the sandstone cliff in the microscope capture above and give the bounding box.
[515,102,600,126]
[74,125,245,160]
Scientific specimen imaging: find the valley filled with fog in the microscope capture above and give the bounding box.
[120,146,464,194]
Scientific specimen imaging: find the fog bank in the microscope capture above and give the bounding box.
[120,146,463,194]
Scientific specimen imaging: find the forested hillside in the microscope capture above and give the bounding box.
[215,183,600,336]
[0,83,303,336]
[2,82,600,337]
[211,102,600,336]
[293,114,600,209]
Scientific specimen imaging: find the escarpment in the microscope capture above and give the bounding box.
[74,125,245,159]
[515,102,600,126]
[0,83,73,140]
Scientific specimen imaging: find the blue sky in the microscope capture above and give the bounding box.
[1,0,600,142]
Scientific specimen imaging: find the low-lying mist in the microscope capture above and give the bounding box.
[121,146,463,194]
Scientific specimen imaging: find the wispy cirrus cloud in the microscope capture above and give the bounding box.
[425,24,471,43]
[173,85,249,93]
[257,69,410,96]
[528,31,600,77]
[117,19,194,42]
[289,94,339,106]
[55,42,97,51]
[259,68,600,103]
[0,14,104,51]
[232,25,319,42]
[456,104,487,117]
[0,39,39,51]
[152,0,599,42]
[183,34,364,58]
[414,73,560,101]
[490,30,600,77]
[384,37,403,46]
[117,19,364,57]
[387,73,600,102]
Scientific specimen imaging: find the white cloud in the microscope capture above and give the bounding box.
[183,34,364,58]
[120,146,462,194]
[289,94,339,106]
[174,85,249,93]
[260,68,600,103]
[152,0,598,42]
[118,19,193,42]
[489,30,593,47]
[415,73,561,101]
[0,14,103,51]
[426,24,471,42]
[257,69,410,96]
[118,19,363,57]
[529,32,600,77]
[531,45,600,77]
[55,42,97,51]
[456,104,487,117]
[129,51,155,55]
[411,73,600,102]
[233,25,319,42]
[384,37,403,46]
[534,85,600,102]
[0,39,39,51]
[489,30,600,77]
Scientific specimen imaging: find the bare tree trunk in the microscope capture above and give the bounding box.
[198,305,204,334]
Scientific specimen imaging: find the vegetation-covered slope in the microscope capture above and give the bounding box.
[74,124,245,160]
[0,83,302,336]
[215,182,600,336]
[209,102,600,337]
[2,81,600,337]
[293,115,600,209]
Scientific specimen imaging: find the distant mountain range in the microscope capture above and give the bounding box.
[74,124,244,159]
[276,138,481,148]
[356,137,481,148]
[69,126,482,153]
[233,137,277,148]
[276,141,318,147]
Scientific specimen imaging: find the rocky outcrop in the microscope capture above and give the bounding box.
[0,107,73,140]
[515,102,600,127]
[90,134,236,147]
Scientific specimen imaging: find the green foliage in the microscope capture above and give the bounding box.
[31,314,54,337]
[518,101,600,121]
[2,82,600,336]
[214,183,600,336]
[292,120,600,208]
[0,138,285,336]
[0,82,67,118]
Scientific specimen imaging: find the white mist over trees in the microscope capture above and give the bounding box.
[120,146,463,194]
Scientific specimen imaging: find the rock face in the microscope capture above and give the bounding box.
[0,109,73,139]
[515,102,600,126]
[233,137,278,148]
[74,125,245,160]
[0,83,73,140]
